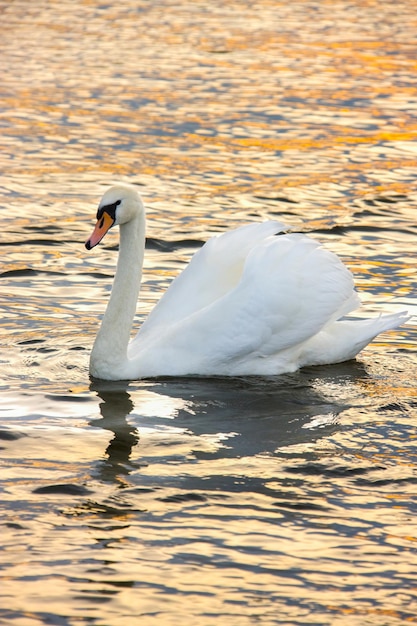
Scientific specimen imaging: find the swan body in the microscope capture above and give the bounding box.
[85,183,409,380]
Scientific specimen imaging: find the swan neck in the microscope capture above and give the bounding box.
[91,211,145,376]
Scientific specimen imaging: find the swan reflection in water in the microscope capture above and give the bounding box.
[89,384,141,484]
[88,361,368,488]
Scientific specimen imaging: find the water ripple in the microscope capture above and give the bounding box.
[0,0,416,624]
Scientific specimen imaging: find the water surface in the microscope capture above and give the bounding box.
[1,1,416,625]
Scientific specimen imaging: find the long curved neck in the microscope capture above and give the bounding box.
[90,211,146,377]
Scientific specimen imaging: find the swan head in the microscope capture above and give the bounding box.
[85,183,144,250]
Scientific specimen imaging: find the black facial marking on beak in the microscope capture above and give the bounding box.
[96,199,121,222]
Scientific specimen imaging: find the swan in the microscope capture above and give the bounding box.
[85,183,409,380]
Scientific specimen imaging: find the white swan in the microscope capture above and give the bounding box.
[85,183,409,380]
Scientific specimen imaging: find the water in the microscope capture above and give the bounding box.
[1,1,416,624]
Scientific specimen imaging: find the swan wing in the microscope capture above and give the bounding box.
[136,220,287,340]
[132,233,362,376]
[196,233,359,360]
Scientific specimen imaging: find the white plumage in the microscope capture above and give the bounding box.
[85,183,409,380]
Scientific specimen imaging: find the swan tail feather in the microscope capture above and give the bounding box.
[299,310,411,367]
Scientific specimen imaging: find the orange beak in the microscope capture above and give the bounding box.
[85,212,115,250]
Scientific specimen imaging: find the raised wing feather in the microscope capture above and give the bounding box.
[132,232,361,375]
[192,233,359,361]
[135,220,287,343]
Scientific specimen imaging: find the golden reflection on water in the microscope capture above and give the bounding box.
[1,0,417,624]
[2,0,417,205]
